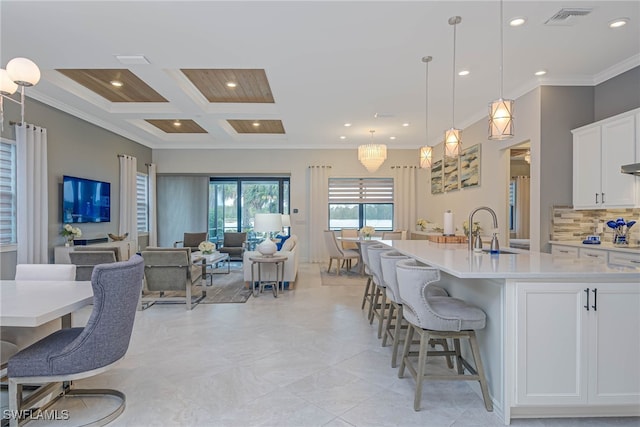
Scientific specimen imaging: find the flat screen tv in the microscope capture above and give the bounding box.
[62,175,111,223]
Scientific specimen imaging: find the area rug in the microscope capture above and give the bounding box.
[320,265,367,286]
[200,268,252,303]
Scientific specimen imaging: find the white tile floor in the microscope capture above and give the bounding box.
[3,262,639,426]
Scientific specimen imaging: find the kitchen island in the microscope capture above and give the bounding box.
[384,239,640,425]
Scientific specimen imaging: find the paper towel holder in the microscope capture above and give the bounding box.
[443,210,455,236]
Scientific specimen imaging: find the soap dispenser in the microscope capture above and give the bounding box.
[490,232,500,254]
[473,233,483,253]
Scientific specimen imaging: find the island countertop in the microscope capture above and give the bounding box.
[384,239,640,280]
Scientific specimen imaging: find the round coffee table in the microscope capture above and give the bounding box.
[249,255,287,298]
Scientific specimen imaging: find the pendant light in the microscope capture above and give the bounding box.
[419,56,433,169]
[0,57,41,130]
[445,16,462,158]
[358,130,387,173]
[488,0,514,140]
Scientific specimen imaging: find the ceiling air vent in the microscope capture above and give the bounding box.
[545,8,592,26]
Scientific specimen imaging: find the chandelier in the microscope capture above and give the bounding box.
[419,56,433,169]
[358,130,387,173]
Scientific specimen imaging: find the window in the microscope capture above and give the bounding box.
[0,140,17,244]
[136,172,149,232]
[328,178,394,230]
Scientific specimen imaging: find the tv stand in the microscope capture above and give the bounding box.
[54,240,132,264]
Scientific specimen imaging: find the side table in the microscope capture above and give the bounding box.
[249,255,287,298]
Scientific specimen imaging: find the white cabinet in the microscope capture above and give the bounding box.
[515,281,640,406]
[579,247,607,261]
[551,244,579,258]
[572,110,638,209]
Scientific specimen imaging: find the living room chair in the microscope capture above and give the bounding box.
[69,250,118,281]
[141,247,203,310]
[74,245,122,261]
[323,230,359,276]
[218,232,247,261]
[7,255,145,427]
[173,232,208,251]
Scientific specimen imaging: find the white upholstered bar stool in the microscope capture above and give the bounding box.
[395,258,493,412]
[359,240,378,317]
[380,252,450,368]
[366,244,392,339]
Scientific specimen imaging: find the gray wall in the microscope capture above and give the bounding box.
[595,67,640,122]
[0,98,151,277]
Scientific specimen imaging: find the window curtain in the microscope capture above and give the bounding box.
[515,176,530,239]
[308,165,330,263]
[15,123,48,263]
[147,163,158,247]
[392,165,417,234]
[119,154,138,248]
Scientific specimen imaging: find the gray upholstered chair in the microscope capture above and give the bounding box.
[395,258,492,412]
[323,230,359,276]
[218,232,247,261]
[366,244,392,338]
[359,240,378,317]
[141,248,203,310]
[7,255,144,427]
[69,250,118,281]
[173,231,208,252]
[74,245,122,262]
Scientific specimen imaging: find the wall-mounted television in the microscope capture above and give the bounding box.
[62,175,111,223]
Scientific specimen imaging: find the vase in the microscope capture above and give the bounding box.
[65,237,74,247]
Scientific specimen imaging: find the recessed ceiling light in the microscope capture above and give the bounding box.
[339,136,347,140]
[458,70,470,76]
[226,81,237,88]
[389,136,396,140]
[402,123,410,127]
[173,120,181,127]
[609,18,629,28]
[534,70,547,76]
[509,17,526,27]
[344,123,352,127]
[252,122,260,127]
[110,80,123,87]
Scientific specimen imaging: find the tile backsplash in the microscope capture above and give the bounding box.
[551,207,640,245]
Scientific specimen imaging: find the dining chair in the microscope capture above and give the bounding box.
[340,228,359,250]
[382,231,404,240]
[7,255,145,427]
[323,230,359,275]
[14,264,77,281]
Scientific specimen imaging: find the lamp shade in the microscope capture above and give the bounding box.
[254,213,283,233]
[419,146,432,169]
[0,69,18,95]
[6,57,41,87]
[281,214,291,227]
[358,143,387,173]
[488,98,514,140]
[444,128,461,157]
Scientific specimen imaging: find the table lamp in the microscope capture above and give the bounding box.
[254,213,282,257]
[281,214,291,231]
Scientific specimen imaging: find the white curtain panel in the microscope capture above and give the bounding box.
[308,165,330,263]
[119,154,138,247]
[147,163,158,247]
[16,123,48,263]
[393,165,417,233]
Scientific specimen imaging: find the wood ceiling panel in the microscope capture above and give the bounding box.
[145,119,207,134]
[56,69,167,102]
[181,69,274,103]
[227,120,285,134]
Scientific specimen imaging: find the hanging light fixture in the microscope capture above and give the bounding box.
[488,0,514,140]
[358,130,387,173]
[419,56,433,169]
[0,57,41,130]
[444,16,462,158]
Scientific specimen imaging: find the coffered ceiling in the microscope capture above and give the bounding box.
[1,1,638,150]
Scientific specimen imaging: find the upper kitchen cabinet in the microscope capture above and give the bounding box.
[572,109,639,209]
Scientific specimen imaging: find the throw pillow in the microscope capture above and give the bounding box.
[275,234,291,251]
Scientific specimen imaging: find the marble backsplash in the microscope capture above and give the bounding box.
[551,207,640,245]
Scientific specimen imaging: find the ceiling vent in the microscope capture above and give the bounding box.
[545,8,592,26]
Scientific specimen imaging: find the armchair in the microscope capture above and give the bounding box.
[174,232,208,251]
[69,250,118,281]
[218,232,247,261]
[141,247,203,310]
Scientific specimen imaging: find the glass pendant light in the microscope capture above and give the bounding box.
[358,130,387,173]
[489,0,514,140]
[419,56,433,169]
[445,16,462,158]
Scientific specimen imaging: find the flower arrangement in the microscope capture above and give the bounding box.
[462,220,481,236]
[198,240,216,254]
[416,218,429,230]
[360,225,375,239]
[61,224,81,245]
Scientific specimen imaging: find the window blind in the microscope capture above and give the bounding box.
[0,141,16,244]
[328,178,394,204]
[136,173,148,232]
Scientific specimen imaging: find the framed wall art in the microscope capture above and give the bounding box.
[460,144,481,188]
[431,159,443,194]
[443,156,459,192]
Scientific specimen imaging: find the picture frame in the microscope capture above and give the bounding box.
[460,144,481,188]
[443,156,459,192]
[431,159,443,194]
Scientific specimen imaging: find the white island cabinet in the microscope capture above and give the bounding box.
[383,239,640,425]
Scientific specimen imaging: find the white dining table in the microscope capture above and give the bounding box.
[0,280,93,328]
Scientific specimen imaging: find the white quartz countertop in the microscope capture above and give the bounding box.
[384,240,640,280]
[549,240,640,254]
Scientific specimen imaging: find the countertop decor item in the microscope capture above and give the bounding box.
[61,224,82,246]
[108,232,128,241]
[606,217,636,245]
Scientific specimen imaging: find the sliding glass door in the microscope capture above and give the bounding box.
[208,177,289,245]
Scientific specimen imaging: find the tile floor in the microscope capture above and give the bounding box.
[2,262,639,426]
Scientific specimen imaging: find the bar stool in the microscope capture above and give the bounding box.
[395,258,493,412]
[366,244,392,338]
[359,240,378,318]
[379,253,449,368]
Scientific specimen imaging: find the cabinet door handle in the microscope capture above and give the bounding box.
[630,260,640,264]
[595,193,599,204]
[601,193,605,204]
[592,288,598,311]
[584,288,590,311]
[585,253,597,257]
[559,250,569,253]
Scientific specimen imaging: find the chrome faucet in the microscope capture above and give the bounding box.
[468,206,499,252]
